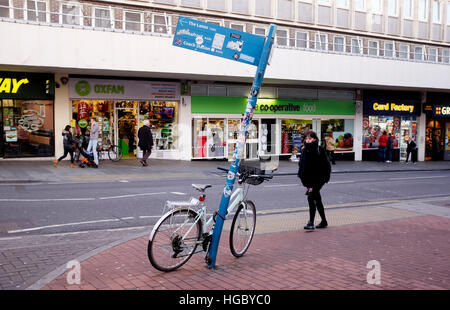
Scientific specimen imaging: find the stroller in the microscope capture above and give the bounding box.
[73,136,98,168]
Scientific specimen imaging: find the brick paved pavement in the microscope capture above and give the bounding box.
[42,207,450,290]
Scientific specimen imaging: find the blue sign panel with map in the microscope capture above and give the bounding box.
[173,16,266,66]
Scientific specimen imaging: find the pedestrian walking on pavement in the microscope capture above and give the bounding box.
[377,131,388,162]
[54,125,77,168]
[405,136,417,164]
[385,133,394,163]
[297,131,331,231]
[86,117,99,166]
[324,131,336,165]
[138,119,154,167]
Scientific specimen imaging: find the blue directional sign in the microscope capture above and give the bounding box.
[173,16,266,66]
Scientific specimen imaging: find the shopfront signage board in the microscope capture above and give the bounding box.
[363,98,421,116]
[69,78,180,101]
[433,105,450,117]
[0,72,54,99]
[173,16,266,66]
[192,96,355,115]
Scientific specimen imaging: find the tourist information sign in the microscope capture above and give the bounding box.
[173,16,277,269]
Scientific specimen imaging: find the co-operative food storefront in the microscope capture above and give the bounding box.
[191,96,355,160]
[0,72,55,158]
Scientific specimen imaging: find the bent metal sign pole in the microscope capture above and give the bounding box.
[172,16,277,268]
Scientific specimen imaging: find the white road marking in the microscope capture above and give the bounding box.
[264,184,298,188]
[170,192,187,195]
[0,198,95,202]
[389,175,448,181]
[7,218,121,234]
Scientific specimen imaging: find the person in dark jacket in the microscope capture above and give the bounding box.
[138,119,154,166]
[54,125,77,168]
[405,137,417,164]
[385,133,394,163]
[297,131,331,230]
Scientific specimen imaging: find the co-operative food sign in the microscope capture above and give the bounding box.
[173,16,266,66]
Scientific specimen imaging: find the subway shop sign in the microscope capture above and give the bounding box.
[0,72,54,99]
[363,98,421,116]
[191,96,355,115]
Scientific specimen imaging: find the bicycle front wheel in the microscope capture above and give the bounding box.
[108,145,123,162]
[148,208,202,272]
[229,200,256,258]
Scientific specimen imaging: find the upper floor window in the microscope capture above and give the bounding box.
[27,0,47,22]
[371,0,382,13]
[403,0,412,18]
[368,40,379,56]
[94,7,111,28]
[0,0,9,18]
[443,49,450,63]
[180,0,201,8]
[351,38,362,54]
[355,0,365,11]
[428,47,438,62]
[61,3,81,26]
[255,0,272,18]
[230,23,244,32]
[125,11,142,32]
[296,31,309,48]
[254,26,267,37]
[318,0,331,4]
[385,42,395,57]
[448,3,450,24]
[418,0,428,21]
[334,36,345,52]
[232,0,249,15]
[278,0,293,20]
[207,0,226,12]
[336,0,349,8]
[276,29,289,46]
[153,14,170,33]
[399,44,409,59]
[388,0,397,16]
[414,46,424,60]
[432,0,440,23]
[315,33,328,50]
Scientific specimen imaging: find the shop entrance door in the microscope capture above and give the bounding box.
[260,119,277,156]
[115,102,137,158]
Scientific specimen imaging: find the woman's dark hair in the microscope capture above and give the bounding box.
[64,125,71,131]
[305,130,318,140]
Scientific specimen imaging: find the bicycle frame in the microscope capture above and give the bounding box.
[151,185,247,247]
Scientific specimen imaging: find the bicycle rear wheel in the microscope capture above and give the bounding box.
[108,145,123,162]
[148,208,202,272]
[229,200,256,258]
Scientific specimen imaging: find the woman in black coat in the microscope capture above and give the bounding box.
[297,131,331,230]
[137,120,154,166]
[54,125,77,168]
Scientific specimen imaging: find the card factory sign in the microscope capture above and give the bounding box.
[69,78,180,100]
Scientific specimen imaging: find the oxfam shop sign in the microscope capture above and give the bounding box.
[191,96,355,115]
[69,78,180,100]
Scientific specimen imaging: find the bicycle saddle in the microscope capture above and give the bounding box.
[192,184,212,191]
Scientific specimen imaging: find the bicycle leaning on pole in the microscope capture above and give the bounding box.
[147,165,273,272]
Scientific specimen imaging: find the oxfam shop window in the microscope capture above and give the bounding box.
[362,96,421,161]
[0,72,54,158]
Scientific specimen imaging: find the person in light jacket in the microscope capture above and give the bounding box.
[86,117,99,165]
[297,131,331,231]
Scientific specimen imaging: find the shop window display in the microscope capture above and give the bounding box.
[72,100,115,156]
[281,119,312,154]
[321,119,354,152]
[139,101,178,151]
[2,99,54,157]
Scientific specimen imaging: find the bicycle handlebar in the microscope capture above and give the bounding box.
[217,166,273,184]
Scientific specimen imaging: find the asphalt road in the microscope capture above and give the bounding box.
[1,170,449,236]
